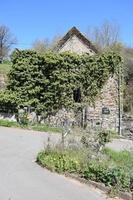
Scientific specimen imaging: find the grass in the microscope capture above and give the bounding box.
[37,148,87,173]
[31,124,62,133]
[37,145,133,193]
[0,119,61,133]
[0,63,11,74]
[0,119,19,127]
[104,147,133,173]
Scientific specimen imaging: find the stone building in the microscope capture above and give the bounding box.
[55,27,119,131]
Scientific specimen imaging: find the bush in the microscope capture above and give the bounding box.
[81,129,114,153]
[0,50,122,115]
[83,163,130,190]
[98,130,111,146]
[37,146,132,192]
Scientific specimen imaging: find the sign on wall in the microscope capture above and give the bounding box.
[102,107,110,115]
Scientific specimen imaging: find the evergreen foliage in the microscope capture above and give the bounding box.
[0,49,122,115]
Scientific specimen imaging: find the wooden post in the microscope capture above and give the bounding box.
[118,63,123,135]
[61,130,65,148]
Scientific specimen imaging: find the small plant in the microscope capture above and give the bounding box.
[83,164,129,190]
[97,130,111,150]
[81,129,112,153]
[20,112,29,126]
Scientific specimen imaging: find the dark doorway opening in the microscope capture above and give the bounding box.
[73,88,81,103]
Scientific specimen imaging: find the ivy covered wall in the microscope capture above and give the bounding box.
[0,50,122,128]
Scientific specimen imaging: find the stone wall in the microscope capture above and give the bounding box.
[43,108,75,127]
[0,113,16,121]
[58,35,95,55]
[86,76,119,131]
[58,33,119,132]
[42,76,119,132]
[122,115,133,139]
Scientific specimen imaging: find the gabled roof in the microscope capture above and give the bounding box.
[55,26,98,53]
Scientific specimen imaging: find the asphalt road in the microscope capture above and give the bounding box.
[106,138,133,151]
[0,126,109,200]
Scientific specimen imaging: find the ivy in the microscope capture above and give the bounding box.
[0,50,122,115]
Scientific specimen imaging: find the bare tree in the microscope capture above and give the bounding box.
[49,35,62,50]
[32,39,50,53]
[32,34,62,53]
[123,47,133,114]
[87,20,120,51]
[0,25,16,62]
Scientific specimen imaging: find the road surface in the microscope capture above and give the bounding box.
[106,138,133,151]
[0,126,110,200]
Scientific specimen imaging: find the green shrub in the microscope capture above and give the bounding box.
[0,50,122,115]
[83,162,130,190]
[81,129,114,153]
[98,130,111,146]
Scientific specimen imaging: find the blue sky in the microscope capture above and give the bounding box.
[0,0,133,49]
